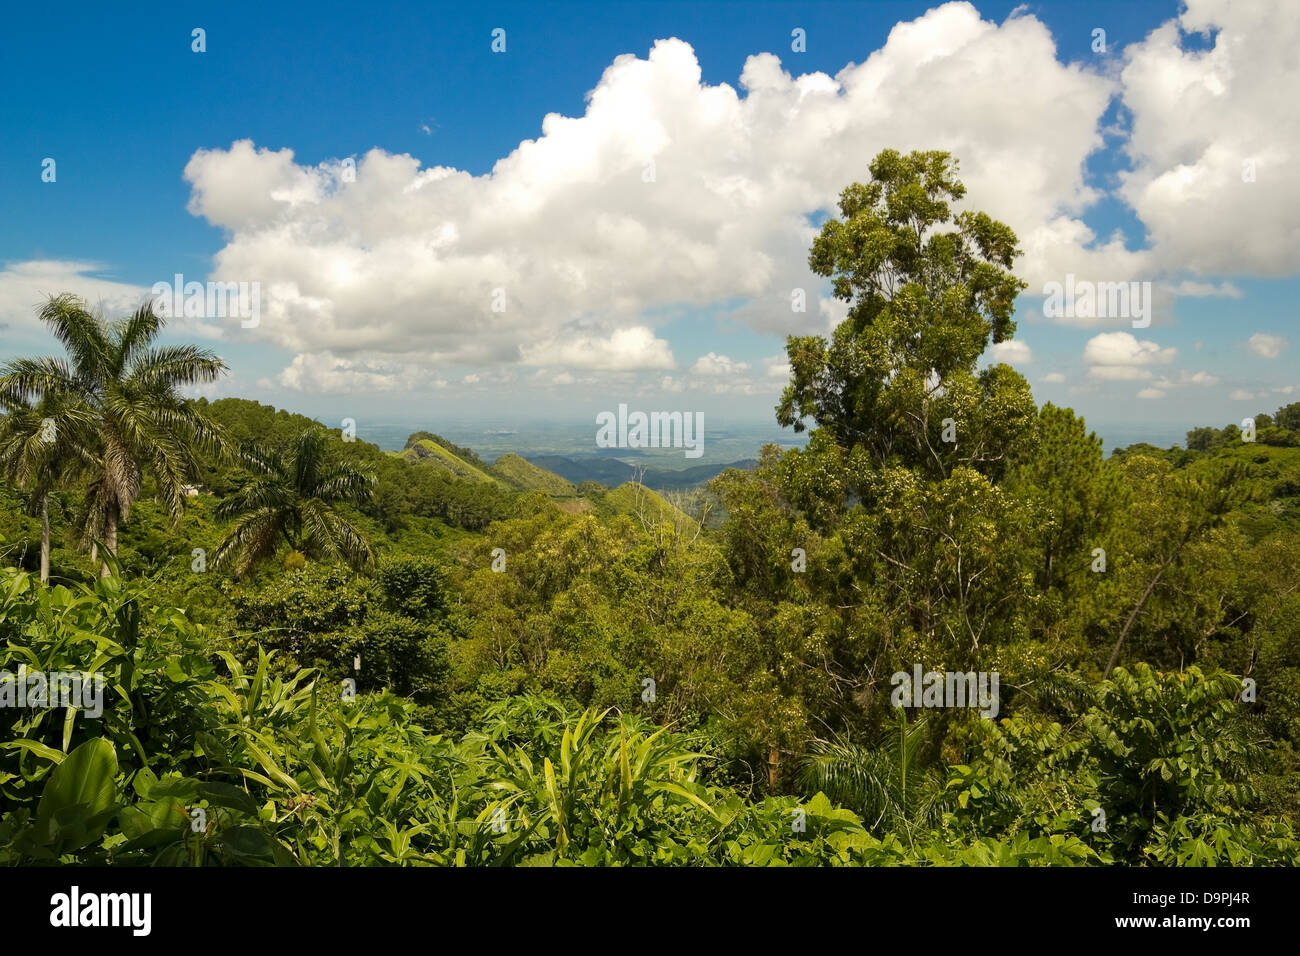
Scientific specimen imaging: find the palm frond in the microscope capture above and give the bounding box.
[113,300,165,370]
[313,462,376,504]
[213,428,374,575]
[300,497,375,571]
[212,507,287,577]
[38,294,109,385]
[0,356,84,405]
[127,343,227,390]
[801,716,944,830]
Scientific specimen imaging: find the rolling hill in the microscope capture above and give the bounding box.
[602,481,695,531]
[398,438,504,484]
[492,453,578,497]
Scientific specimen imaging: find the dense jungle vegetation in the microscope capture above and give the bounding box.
[1,150,1297,866]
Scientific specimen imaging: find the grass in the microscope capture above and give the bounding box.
[492,453,578,497]
[402,439,505,484]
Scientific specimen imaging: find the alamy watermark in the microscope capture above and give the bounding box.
[596,404,704,459]
[891,665,1000,718]
[151,273,261,328]
[50,886,150,936]
[0,668,105,718]
[1042,274,1151,328]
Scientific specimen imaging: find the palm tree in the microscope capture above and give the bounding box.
[800,713,945,833]
[213,428,376,577]
[0,395,95,583]
[0,294,227,576]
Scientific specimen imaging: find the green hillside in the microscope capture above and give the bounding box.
[402,438,504,485]
[492,453,577,497]
[604,481,694,529]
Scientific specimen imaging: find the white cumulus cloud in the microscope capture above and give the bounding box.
[1083,331,1177,380]
[519,326,675,370]
[1247,333,1288,358]
[691,352,750,376]
[1118,0,1300,278]
[178,6,1121,388]
[988,340,1032,364]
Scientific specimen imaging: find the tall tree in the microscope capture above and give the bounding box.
[0,396,95,583]
[778,148,1035,487]
[1004,403,1126,594]
[726,150,1044,750]
[0,294,227,575]
[213,428,376,577]
[1101,458,1250,679]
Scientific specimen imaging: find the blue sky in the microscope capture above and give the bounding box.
[1,0,1296,447]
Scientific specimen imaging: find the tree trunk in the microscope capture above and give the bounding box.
[100,505,118,578]
[767,745,781,792]
[39,493,50,585]
[1103,563,1169,679]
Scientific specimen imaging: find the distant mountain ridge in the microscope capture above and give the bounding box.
[523,455,757,490]
[386,431,731,530]
[394,422,756,492]
[393,426,752,494]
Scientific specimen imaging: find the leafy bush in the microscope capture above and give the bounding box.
[2,566,1293,866]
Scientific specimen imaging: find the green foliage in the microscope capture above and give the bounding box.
[404,431,491,470]
[601,481,695,533]
[402,438,502,484]
[802,713,945,832]
[214,428,376,576]
[492,453,578,497]
[3,152,1299,867]
[941,665,1297,865]
[377,555,450,622]
[0,294,226,576]
[225,562,453,705]
[779,148,1034,484]
[0,547,1294,867]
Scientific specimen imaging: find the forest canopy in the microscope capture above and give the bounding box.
[1,150,1297,867]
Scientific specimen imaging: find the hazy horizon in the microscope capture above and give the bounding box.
[252,405,1206,460]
